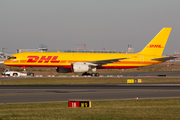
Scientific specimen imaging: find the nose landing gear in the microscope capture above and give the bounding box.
[22,66,26,73]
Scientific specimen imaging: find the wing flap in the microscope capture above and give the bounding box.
[87,58,128,66]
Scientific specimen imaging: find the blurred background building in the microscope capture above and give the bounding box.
[128,44,134,53]
[172,51,180,61]
[16,44,48,53]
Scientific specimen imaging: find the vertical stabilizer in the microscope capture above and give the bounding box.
[138,28,172,56]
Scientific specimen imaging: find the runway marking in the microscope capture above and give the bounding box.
[93,96,180,101]
[0,91,130,96]
[1,96,180,105]
[0,101,68,105]
[0,89,176,97]
[0,89,180,96]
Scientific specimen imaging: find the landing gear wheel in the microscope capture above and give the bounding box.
[30,73,34,77]
[6,74,10,77]
[95,73,100,76]
[13,73,18,76]
[82,72,87,76]
[82,72,91,76]
[91,73,96,77]
[82,72,100,77]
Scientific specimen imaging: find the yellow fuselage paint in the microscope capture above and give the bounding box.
[4,52,161,69]
[4,28,172,70]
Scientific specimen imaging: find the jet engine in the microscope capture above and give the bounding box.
[56,67,71,73]
[72,63,90,72]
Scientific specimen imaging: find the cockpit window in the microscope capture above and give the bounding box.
[8,57,17,60]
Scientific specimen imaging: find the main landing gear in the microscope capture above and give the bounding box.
[82,67,99,77]
[82,72,100,77]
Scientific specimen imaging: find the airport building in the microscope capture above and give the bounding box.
[0,52,3,58]
[0,52,11,59]
[16,49,39,53]
[173,51,180,61]
[16,44,48,53]
[128,44,134,53]
[63,49,123,53]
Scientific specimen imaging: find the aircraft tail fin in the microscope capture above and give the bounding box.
[138,28,172,56]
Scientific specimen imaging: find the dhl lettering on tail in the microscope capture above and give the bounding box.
[147,45,164,48]
[27,56,60,63]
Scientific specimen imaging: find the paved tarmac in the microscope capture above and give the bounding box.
[0,71,180,104]
[0,84,180,104]
[0,77,24,81]
[1,84,180,89]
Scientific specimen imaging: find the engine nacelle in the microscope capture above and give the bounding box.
[56,67,72,73]
[72,63,90,73]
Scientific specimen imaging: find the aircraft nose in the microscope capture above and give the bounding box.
[4,59,19,65]
[4,60,11,65]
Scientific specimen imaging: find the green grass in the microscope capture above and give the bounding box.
[0,99,180,120]
[1,78,180,85]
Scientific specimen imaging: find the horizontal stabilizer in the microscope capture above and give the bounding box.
[151,56,177,62]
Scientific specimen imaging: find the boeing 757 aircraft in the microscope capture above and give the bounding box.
[4,28,176,76]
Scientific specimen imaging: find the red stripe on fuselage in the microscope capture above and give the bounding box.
[5,64,140,69]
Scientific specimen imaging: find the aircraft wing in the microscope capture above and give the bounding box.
[85,58,128,66]
[151,56,177,62]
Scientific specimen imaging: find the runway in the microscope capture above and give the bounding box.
[0,84,180,104]
[0,71,180,104]
[1,84,180,89]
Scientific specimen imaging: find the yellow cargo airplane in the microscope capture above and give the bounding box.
[4,28,176,76]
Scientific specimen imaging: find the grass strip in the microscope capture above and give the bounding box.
[0,99,180,120]
[1,78,180,85]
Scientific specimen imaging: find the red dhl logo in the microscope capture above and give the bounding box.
[27,56,60,63]
[148,44,164,48]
